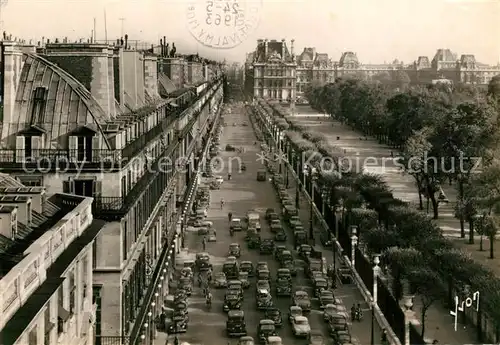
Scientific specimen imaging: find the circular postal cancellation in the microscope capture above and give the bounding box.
[186,0,262,49]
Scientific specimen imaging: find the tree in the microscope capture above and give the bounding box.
[372,71,392,85]
[393,70,411,90]
[407,269,445,338]
[383,247,424,300]
[487,74,500,99]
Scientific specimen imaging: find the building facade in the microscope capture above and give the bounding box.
[0,37,224,345]
[0,174,99,345]
[258,46,500,97]
[245,39,297,102]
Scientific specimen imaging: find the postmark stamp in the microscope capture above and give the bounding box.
[186,0,262,49]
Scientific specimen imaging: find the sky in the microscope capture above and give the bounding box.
[1,0,499,65]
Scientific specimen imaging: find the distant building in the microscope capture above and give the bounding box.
[0,35,224,345]
[245,39,297,102]
[261,45,500,96]
[0,173,98,345]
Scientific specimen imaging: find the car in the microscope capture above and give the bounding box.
[178,277,192,295]
[214,175,224,184]
[275,278,292,296]
[224,291,242,312]
[168,314,188,333]
[267,336,283,345]
[265,308,283,327]
[328,314,349,335]
[238,336,255,345]
[274,229,287,241]
[214,272,227,288]
[308,330,326,345]
[280,259,297,276]
[298,244,312,258]
[223,260,239,280]
[293,290,311,312]
[257,269,270,281]
[288,305,303,324]
[333,330,352,345]
[240,261,254,277]
[256,280,270,292]
[195,253,211,270]
[256,261,268,273]
[239,271,250,289]
[259,239,274,254]
[323,304,338,322]
[256,289,273,310]
[292,315,311,337]
[230,218,243,231]
[228,280,244,299]
[274,246,287,260]
[257,319,276,344]
[226,310,247,337]
[160,307,174,332]
[313,277,328,298]
[207,230,217,242]
[229,243,241,257]
[265,208,276,221]
[319,290,335,309]
[276,268,291,281]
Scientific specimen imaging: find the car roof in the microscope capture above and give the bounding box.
[316,277,327,282]
[228,310,244,316]
[232,218,241,221]
[259,319,274,324]
[282,250,291,254]
[268,336,282,341]
[241,260,252,264]
[290,305,302,311]
[229,280,242,284]
[295,316,308,322]
[295,291,308,295]
[230,243,239,246]
[240,336,254,340]
[258,289,269,294]
[277,268,290,272]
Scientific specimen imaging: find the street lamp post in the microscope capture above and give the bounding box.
[350,226,358,267]
[371,254,381,345]
[304,165,316,241]
[334,205,342,273]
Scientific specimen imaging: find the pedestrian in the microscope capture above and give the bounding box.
[228,212,232,222]
[202,237,206,251]
[220,198,225,209]
[228,172,232,180]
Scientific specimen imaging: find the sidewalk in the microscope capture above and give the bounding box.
[289,109,479,344]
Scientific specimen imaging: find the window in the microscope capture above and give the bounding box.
[92,241,97,269]
[77,136,93,161]
[123,221,128,261]
[25,136,32,158]
[28,325,37,345]
[30,87,47,125]
[69,271,76,314]
[121,176,126,198]
[17,175,43,186]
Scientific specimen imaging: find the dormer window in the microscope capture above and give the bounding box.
[30,87,47,125]
[68,126,99,162]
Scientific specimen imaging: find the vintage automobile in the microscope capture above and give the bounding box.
[239,271,250,289]
[257,169,267,181]
[274,246,287,260]
[195,253,212,270]
[256,280,271,293]
[288,305,303,324]
[223,260,239,280]
[257,269,270,281]
[265,208,277,221]
[299,244,313,259]
[274,228,287,242]
[159,307,174,331]
[207,229,217,242]
[226,310,247,337]
[178,277,192,295]
[173,289,187,303]
[228,280,244,299]
[294,230,308,247]
[179,267,193,280]
[267,336,283,345]
[275,278,292,297]
[265,308,283,328]
[247,211,262,232]
[269,219,282,233]
[280,260,297,277]
[256,261,269,272]
[247,228,260,249]
[223,291,242,312]
[168,314,188,333]
[214,272,227,288]
[332,329,352,345]
[308,330,326,345]
[173,301,188,319]
[293,290,311,312]
[319,290,335,309]
[279,250,293,264]
[231,218,243,231]
[328,314,348,334]
[276,268,291,281]
[183,260,196,271]
[257,319,276,344]
[314,277,328,298]
[256,289,273,310]
[229,243,241,257]
[323,304,338,322]
[292,315,311,337]
[259,239,274,255]
[238,336,255,345]
[240,261,254,277]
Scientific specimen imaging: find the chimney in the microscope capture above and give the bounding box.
[124,34,128,50]
[264,39,268,58]
[0,196,32,225]
[291,39,295,56]
[1,41,24,132]
[160,38,163,56]
[144,55,159,97]
[163,36,167,56]
[281,39,285,60]
[0,206,18,239]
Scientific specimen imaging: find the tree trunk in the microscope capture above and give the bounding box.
[490,234,495,259]
[458,180,465,238]
[420,307,428,338]
[480,235,484,251]
[469,220,475,244]
[430,193,439,219]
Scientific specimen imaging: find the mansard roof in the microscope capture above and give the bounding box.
[432,49,457,62]
[339,52,359,67]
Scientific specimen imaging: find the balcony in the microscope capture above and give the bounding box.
[95,336,130,345]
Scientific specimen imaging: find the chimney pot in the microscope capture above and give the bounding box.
[47,39,50,44]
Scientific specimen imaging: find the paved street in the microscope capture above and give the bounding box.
[289,105,477,344]
[156,103,379,345]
